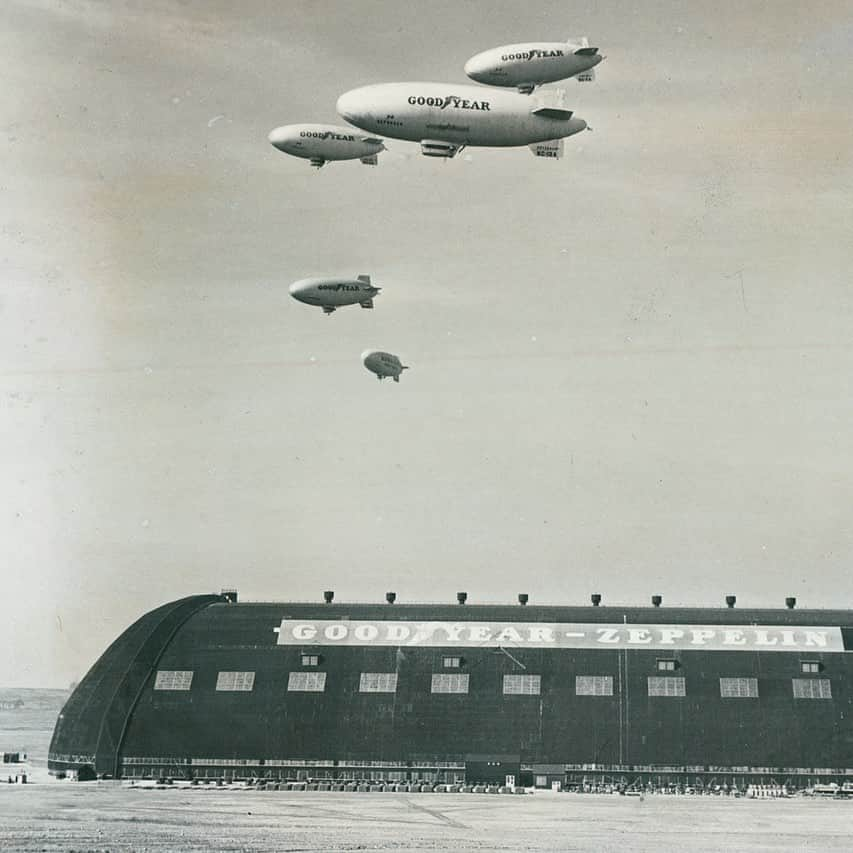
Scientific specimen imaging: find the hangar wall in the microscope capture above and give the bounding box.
[49,595,853,784]
[48,595,223,776]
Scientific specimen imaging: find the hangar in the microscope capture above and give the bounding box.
[49,591,853,789]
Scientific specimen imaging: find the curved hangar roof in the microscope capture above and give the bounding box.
[49,594,853,777]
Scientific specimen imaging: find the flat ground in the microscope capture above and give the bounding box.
[1,786,852,852]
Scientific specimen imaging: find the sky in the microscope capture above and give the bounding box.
[2,0,852,687]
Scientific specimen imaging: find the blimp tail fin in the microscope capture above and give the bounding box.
[357,275,371,285]
[531,106,574,120]
[359,298,374,309]
[573,36,599,81]
[529,139,564,160]
[359,154,379,166]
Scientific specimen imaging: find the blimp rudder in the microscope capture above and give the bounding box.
[49,595,853,787]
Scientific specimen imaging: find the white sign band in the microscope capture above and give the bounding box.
[274,620,845,653]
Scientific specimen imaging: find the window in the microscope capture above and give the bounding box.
[301,654,319,667]
[503,674,541,695]
[647,676,685,697]
[535,775,548,787]
[359,673,398,693]
[656,659,677,672]
[442,657,461,669]
[431,673,469,694]
[801,661,821,674]
[216,671,255,692]
[576,676,614,696]
[792,678,831,699]
[287,671,326,692]
[719,677,758,698]
[154,670,193,691]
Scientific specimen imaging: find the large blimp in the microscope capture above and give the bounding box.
[465,38,603,94]
[336,82,587,160]
[268,123,385,168]
[290,275,380,315]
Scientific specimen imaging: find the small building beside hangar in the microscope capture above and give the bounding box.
[49,591,853,788]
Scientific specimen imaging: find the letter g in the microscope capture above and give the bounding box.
[292,624,317,640]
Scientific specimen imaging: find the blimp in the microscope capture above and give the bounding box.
[464,37,603,94]
[268,123,385,168]
[290,275,380,315]
[362,350,409,382]
[336,83,587,160]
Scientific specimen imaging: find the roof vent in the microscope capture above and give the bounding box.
[725,595,736,608]
[386,592,396,604]
[785,597,796,609]
[220,588,238,603]
[323,590,334,604]
[591,593,602,607]
[457,592,468,605]
[518,594,529,606]
[651,595,662,607]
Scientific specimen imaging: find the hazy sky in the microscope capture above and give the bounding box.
[2,1,852,687]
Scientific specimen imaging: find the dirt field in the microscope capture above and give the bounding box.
[1,786,852,852]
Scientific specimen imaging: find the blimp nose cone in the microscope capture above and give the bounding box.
[337,88,370,125]
[289,279,307,295]
[463,55,486,80]
[268,126,292,150]
[336,90,355,121]
[361,349,375,363]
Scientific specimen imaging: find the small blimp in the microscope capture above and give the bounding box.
[290,275,380,315]
[268,123,385,168]
[465,37,604,94]
[362,350,409,382]
[337,82,588,160]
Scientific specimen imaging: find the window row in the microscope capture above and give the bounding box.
[153,670,833,699]
[654,660,825,675]
[304,657,827,675]
[302,655,829,676]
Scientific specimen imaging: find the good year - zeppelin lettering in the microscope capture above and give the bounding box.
[273,620,844,653]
